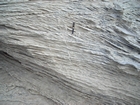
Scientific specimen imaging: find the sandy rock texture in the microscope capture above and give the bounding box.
[0,0,140,105]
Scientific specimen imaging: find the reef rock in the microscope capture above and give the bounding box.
[0,0,140,105]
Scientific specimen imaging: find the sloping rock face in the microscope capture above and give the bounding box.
[0,0,140,105]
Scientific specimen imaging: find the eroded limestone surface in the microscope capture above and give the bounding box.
[0,0,140,105]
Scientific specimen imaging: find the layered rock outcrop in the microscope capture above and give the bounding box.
[0,0,140,105]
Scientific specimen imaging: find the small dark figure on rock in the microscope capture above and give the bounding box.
[72,22,75,34]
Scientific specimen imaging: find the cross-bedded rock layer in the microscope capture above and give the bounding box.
[0,0,140,105]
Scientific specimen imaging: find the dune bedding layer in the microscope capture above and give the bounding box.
[0,0,140,105]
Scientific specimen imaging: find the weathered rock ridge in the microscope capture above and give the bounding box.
[0,0,140,105]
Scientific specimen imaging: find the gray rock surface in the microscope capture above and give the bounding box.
[0,0,140,105]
